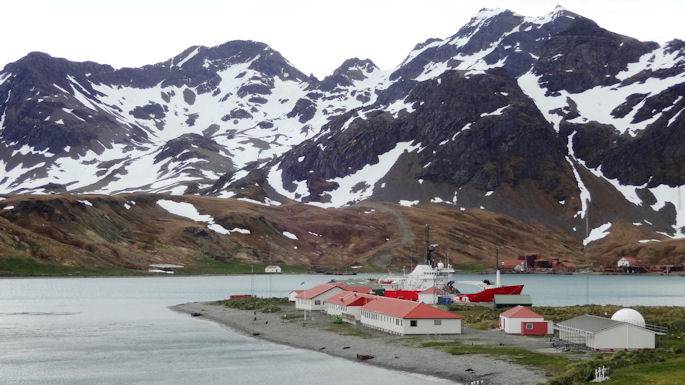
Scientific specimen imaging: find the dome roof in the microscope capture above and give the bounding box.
[611,308,645,328]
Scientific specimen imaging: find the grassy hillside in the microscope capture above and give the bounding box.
[0,193,682,276]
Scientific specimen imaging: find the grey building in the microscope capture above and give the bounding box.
[556,314,656,351]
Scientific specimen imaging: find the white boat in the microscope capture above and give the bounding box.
[379,262,455,291]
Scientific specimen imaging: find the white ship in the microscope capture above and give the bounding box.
[379,262,455,291]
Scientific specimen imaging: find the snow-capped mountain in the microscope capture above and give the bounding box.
[1,6,683,243]
[0,41,386,195]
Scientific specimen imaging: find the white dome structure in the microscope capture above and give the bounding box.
[611,308,646,328]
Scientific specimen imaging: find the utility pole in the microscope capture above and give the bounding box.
[250,264,255,297]
[585,213,590,305]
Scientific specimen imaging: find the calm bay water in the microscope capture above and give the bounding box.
[0,273,683,384]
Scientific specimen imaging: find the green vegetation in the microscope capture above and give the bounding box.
[605,356,685,385]
[0,257,142,277]
[221,297,289,313]
[422,340,573,376]
[549,345,684,385]
[447,304,501,329]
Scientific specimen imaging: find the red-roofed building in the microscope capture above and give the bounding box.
[295,283,371,311]
[499,306,550,335]
[288,290,304,302]
[418,286,448,304]
[359,296,463,335]
[324,291,376,322]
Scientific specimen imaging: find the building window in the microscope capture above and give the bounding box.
[526,323,534,330]
[410,320,417,327]
[434,320,442,326]
[314,300,321,305]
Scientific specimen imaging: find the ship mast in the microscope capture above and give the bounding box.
[496,247,501,287]
[425,224,435,267]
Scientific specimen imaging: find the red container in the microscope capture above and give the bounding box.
[228,294,256,300]
[521,321,548,336]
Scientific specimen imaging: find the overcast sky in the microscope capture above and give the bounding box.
[2,0,683,78]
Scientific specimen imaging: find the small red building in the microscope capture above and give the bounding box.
[499,305,552,335]
[521,321,550,336]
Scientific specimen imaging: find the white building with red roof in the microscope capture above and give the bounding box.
[359,296,463,335]
[288,290,304,302]
[499,305,549,334]
[295,283,371,311]
[324,291,376,322]
[418,286,448,305]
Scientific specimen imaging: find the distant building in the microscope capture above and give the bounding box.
[295,283,371,311]
[556,313,656,351]
[148,264,184,274]
[499,305,551,335]
[500,259,526,272]
[359,296,463,335]
[617,257,639,268]
[501,255,576,273]
[417,287,448,305]
[265,265,282,274]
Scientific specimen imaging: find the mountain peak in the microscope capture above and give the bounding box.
[474,7,508,20]
[332,58,378,77]
[533,4,581,24]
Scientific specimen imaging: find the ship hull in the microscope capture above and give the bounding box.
[455,285,524,303]
[383,290,420,301]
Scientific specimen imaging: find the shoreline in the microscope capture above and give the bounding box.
[172,302,549,385]
[2,270,683,279]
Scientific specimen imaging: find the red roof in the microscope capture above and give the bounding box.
[296,283,370,300]
[500,305,544,319]
[419,287,447,295]
[361,296,463,319]
[325,291,375,306]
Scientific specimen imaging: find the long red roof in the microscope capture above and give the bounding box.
[361,296,463,319]
[325,291,375,306]
[500,305,544,319]
[296,283,371,300]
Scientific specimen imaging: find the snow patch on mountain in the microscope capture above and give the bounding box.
[156,199,229,234]
[314,141,420,208]
[584,222,612,245]
[648,185,685,238]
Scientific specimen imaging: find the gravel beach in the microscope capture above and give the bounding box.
[173,302,549,385]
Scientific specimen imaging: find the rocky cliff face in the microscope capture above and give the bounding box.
[1,6,684,251]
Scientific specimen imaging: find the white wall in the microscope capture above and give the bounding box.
[403,318,461,335]
[500,316,545,334]
[418,293,438,304]
[325,303,345,316]
[343,307,362,323]
[360,310,405,334]
[590,324,655,350]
